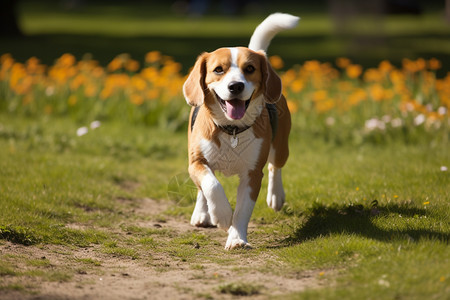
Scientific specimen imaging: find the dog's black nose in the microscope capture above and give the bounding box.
[228,81,245,95]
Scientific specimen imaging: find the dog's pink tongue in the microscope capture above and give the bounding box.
[225,99,246,120]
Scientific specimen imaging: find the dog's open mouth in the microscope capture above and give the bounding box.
[215,93,251,120]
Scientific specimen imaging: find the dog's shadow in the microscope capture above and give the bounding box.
[275,201,449,247]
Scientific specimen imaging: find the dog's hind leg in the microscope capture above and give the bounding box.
[266,96,291,211]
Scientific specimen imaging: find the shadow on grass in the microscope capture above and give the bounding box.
[283,201,449,246]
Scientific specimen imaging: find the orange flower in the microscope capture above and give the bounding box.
[130,93,144,105]
[58,53,76,68]
[290,79,304,93]
[379,60,393,73]
[269,55,284,70]
[131,75,147,91]
[336,57,351,69]
[26,57,40,73]
[146,89,160,100]
[348,88,367,106]
[346,64,362,79]
[84,84,97,98]
[107,57,123,72]
[303,60,321,72]
[312,90,327,102]
[428,58,441,70]
[316,99,335,113]
[145,51,162,64]
[364,68,383,82]
[125,59,140,72]
[287,100,298,113]
[369,84,385,101]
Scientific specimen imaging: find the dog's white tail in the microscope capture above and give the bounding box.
[248,13,299,52]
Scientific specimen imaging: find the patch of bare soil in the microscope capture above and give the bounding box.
[0,199,327,300]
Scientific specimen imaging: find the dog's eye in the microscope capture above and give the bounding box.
[244,65,255,74]
[213,66,224,74]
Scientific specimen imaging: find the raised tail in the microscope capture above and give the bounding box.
[248,13,299,52]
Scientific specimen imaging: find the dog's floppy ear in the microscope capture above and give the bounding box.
[183,52,209,106]
[258,51,282,104]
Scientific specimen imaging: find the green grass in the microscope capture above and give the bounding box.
[0,111,448,298]
[219,282,262,296]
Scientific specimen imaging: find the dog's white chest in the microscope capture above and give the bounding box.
[200,129,262,177]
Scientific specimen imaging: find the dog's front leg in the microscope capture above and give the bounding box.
[225,170,263,250]
[189,162,232,230]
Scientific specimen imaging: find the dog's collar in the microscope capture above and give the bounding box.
[217,124,251,136]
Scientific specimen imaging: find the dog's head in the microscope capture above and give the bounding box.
[183,47,282,126]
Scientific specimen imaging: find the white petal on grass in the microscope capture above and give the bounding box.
[391,118,402,128]
[438,106,447,115]
[90,121,101,129]
[77,127,88,136]
[441,166,448,172]
[413,114,425,126]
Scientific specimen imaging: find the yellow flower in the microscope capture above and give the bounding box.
[423,201,430,205]
[269,55,284,70]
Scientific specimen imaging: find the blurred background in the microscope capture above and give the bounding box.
[1,0,450,73]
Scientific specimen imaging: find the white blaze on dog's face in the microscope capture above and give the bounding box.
[206,48,260,121]
[183,46,282,127]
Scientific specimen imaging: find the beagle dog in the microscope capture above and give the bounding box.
[183,13,299,249]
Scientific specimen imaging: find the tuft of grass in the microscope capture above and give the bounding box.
[219,282,262,296]
[0,225,39,246]
[76,258,102,267]
[102,241,139,260]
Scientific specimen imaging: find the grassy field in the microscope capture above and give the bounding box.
[1,1,449,299]
[0,112,448,299]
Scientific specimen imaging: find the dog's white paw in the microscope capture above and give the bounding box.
[225,226,251,250]
[267,190,285,211]
[225,238,252,250]
[190,211,214,228]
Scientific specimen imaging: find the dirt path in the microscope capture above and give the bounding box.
[0,199,326,299]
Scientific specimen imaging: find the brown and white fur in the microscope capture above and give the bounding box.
[183,13,299,249]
